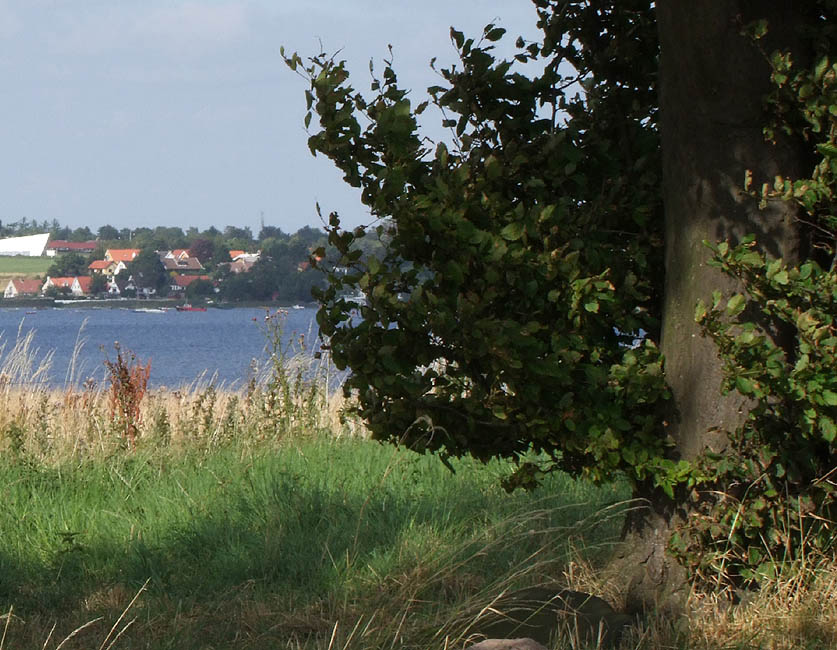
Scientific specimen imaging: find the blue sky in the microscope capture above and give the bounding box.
[0,1,540,234]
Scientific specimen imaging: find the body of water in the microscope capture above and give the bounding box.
[0,305,321,389]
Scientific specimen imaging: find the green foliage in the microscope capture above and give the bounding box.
[46,252,87,278]
[678,241,837,587]
[89,272,108,296]
[126,248,168,295]
[185,277,214,300]
[284,1,671,487]
[672,7,837,588]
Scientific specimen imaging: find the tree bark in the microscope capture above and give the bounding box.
[621,0,811,612]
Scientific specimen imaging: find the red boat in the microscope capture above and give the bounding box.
[176,304,207,312]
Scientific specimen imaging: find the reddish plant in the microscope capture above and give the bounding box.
[104,343,150,450]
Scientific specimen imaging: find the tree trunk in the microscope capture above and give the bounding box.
[621,0,811,612]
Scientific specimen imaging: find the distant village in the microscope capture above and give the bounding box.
[0,223,356,304]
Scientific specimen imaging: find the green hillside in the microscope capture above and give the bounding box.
[0,256,52,288]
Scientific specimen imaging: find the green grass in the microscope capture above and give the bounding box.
[0,255,51,276]
[0,437,628,649]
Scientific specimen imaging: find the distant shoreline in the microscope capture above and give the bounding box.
[0,298,315,310]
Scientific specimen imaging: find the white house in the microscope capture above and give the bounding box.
[3,278,42,298]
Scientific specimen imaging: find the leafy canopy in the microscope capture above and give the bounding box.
[284,1,671,490]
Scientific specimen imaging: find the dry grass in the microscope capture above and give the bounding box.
[0,326,362,464]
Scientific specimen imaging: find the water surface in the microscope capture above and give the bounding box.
[0,306,319,389]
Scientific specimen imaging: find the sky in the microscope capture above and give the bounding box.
[0,1,541,235]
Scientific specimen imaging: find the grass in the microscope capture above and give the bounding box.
[0,317,835,649]
[0,255,51,284]
[0,438,628,649]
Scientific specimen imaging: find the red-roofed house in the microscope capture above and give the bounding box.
[229,250,245,260]
[89,259,117,275]
[160,255,203,272]
[105,249,140,263]
[103,249,140,275]
[229,252,260,274]
[170,274,212,293]
[45,240,98,257]
[4,278,42,298]
[42,276,75,294]
[41,276,92,296]
[74,276,92,296]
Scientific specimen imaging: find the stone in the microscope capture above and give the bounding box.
[465,639,547,650]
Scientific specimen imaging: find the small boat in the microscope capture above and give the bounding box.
[134,307,168,313]
[176,304,207,312]
[292,304,305,310]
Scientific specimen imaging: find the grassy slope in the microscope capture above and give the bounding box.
[0,256,52,291]
[0,255,51,276]
[0,437,628,650]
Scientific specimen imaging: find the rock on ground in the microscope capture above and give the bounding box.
[465,639,547,650]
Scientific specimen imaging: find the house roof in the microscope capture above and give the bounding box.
[106,249,140,263]
[75,276,93,293]
[89,260,113,270]
[173,274,211,288]
[229,250,245,260]
[230,257,256,273]
[49,277,75,288]
[161,256,203,271]
[8,278,41,294]
[47,240,97,252]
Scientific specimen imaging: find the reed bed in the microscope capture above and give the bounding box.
[0,312,357,463]
[0,320,835,649]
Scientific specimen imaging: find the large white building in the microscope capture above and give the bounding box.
[0,233,49,257]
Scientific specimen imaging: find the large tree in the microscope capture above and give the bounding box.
[47,252,89,278]
[286,0,836,609]
[126,249,169,296]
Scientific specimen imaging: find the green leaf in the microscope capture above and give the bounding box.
[736,376,756,395]
[817,142,837,159]
[823,390,837,406]
[584,301,599,313]
[727,294,746,316]
[492,404,508,420]
[485,155,501,180]
[820,416,836,443]
[500,222,525,241]
[814,56,829,81]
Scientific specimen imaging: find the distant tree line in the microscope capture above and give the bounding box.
[22,219,387,303]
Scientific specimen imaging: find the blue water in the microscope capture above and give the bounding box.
[0,306,321,389]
